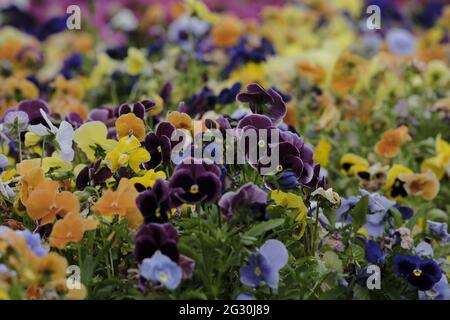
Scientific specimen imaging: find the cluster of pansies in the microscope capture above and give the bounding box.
[0,0,449,300]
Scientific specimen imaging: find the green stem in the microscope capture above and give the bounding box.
[312,201,321,255]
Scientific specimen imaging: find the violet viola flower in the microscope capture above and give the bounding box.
[134,222,179,264]
[143,121,176,168]
[136,179,172,224]
[118,99,155,119]
[393,255,442,291]
[240,239,289,289]
[218,183,268,221]
[17,99,50,125]
[237,83,287,125]
[76,159,113,191]
[169,159,222,205]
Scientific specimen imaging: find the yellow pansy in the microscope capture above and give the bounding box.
[186,0,219,24]
[271,190,308,238]
[340,153,369,176]
[314,138,332,167]
[24,132,42,147]
[384,164,413,200]
[230,63,267,87]
[130,169,166,189]
[166,111,193,130]
[74,121,117,162]
[105,135,150,173]
[126,47,146,76]
[87,53,117,88]
[421,134,450,179]
[149,95,164,116]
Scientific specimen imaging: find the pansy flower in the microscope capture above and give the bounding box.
[169,159,222,205]
[219,183,268,221]
[75,159,113,191]
[125,47,147,76]
[393,255,442,291]
[374,125,411,158]
[74,121,117,162]
[140,252,182,290]
[237,83,287,125]
[130,169,166,192]
[28,109,75,163]
[93,178,143,229]
[115,112,146,142]
[340,153,369,176]
[15,160,45,205]
[26,179,80,225]
[143,121,177,168]
[166,111,194,130]
[421,134,450,180]
[105,135,150,173]
[384,164,413,200]
[314,138,332,168]
[136,179,172,223]
[211,15,244,48]
[240,239,289,289]
[134,222,179,264]
[49,211,97,249]
[399,170,440,201]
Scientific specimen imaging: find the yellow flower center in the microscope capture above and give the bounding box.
[159,272,169,283]
[413,269,422,277]
[277,165,283,172]
[190,184,199,194]
[255,266,262,276]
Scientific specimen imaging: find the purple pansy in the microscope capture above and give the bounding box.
[393,255,442,291]
[134,222,179,264]
[240,239,288,289]
[136,179,172,223]
[427,221,450,243]
[237,83,287,124]
[219,183,268,220]
[365,240,385,265]
[143,121,177,168]
[17,99,50,125]
[76,159,113,191]
[419,275,450,300]
[169,159,222,205]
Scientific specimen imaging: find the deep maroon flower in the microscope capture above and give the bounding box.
[118,102,146,119]
[169,159,222,205]
[237,83,287,124]
[134,222,179,264]
[17,99,50,125]
[143,121,176,168]
[393,255,442,291]
[76,159,113,191]
[136,179,171,223]
[219,183,268,220]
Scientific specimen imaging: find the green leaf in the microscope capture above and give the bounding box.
[244,218,285,238]
[322,251,343,273]
[353,284,371,300]
[352,195,368,230]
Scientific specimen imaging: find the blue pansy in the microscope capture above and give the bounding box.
[419,275,450,300]
[16,229,48,257]
[365,240,386,265]
[140,252,182,290]
[427,220,450,243]
[393,255,442,291]
[240,239,288,289]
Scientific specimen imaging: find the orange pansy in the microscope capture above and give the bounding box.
[16,160,45,205]
[26,180,80,225]
[49,211,97,249]
[211,15,244,48]
[166,111,193,130]
[93,178,143,228]
[115,113,146,142]
[297,61,326,84]
[399,170,440,201]
[374,125,411,158]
